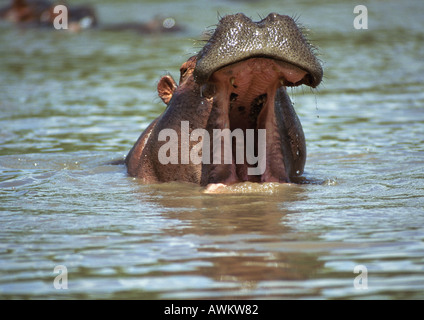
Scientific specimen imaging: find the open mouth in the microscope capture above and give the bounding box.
[200,57,310,183]
[190,13,322,185]
[210,57,308,131]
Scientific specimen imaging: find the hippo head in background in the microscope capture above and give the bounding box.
[0,0,52,23]
[126,13,323,188]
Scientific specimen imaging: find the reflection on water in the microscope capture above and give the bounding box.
[0,0,424,299]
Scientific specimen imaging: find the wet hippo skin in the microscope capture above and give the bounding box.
[126,13,323,186]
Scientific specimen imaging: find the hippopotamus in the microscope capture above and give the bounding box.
[41,4,97,30]
[0,0,51,24]
[126,13,323,187]
[0,0,97,30]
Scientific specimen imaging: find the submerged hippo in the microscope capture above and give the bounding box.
[102,16,183,34]
[0,0,51,24]
[126,13,323,186]
[0,0,97,30]
[40,4,97,30]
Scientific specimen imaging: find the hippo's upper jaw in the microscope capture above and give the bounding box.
[126,13,323,187]
[194,13,322,88]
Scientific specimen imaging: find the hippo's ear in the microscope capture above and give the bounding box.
[157,75,177,105]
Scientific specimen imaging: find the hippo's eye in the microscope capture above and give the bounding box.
[180,67,188,76]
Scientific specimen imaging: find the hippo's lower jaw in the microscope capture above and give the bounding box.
[198,57,308,185]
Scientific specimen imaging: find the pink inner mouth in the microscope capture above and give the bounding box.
[210,57,307,128]
[204,57,307,184]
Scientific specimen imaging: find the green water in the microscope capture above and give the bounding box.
[0,0,423,299]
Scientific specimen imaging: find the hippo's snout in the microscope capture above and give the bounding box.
[194,13,322,88]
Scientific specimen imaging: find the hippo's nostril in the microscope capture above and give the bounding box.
[265,12,279,22]
[304,74,314,87]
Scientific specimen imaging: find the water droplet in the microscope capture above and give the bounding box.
[324,178,338,186]
[163,18,175,29]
